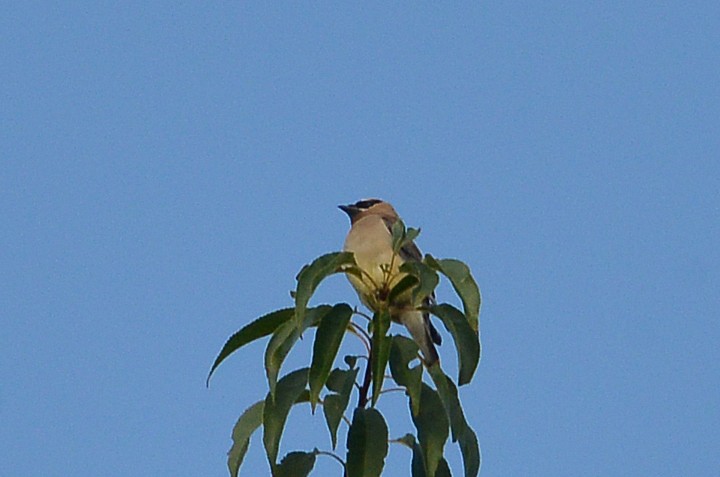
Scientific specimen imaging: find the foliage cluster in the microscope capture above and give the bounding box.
[208,222,482,476]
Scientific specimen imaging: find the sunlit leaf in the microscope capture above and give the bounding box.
[410,383,449,477]
[227,400,264,477]
[263,368,309,469]
[207,308,294,385]
[265,306,332,398]
[429,304,480,386]
[323,367,359,449]
[346,408,389,477]
[274,450,317,477]
[309,304,353,410]
[428,366,480,477]
[389,335,423,415]
[294,252,356,328]
[424,256,481,332]
[371,311,392,406]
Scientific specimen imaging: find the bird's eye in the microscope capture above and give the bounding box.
[354,199,382,209]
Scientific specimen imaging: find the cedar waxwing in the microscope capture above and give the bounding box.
[339,199,442,365]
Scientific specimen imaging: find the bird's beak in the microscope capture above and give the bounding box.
[338,204,359,220]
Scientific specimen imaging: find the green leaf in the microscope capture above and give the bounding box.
[371,311,392,406]
[405,227,421,244]
[395,433,426,477]
[435,459,453,477]
[227,400,265,477]
[344,355,359,369]
[429,304,480,386]
[265,306,332,398]
[425,256,481,332]
[391,220,406,253]
[388,275,419,304]
[428,366,480,477]
[208,308,295,385]
[274,450,317,477]
[389,335,423,416]
[309,304,353,410]
[263,368,309,469]
[346,407,389,477]
[294,252,356,328]
[323,367,359,449]
[399,261,439,307]
[265,321,299,399]
[410,383,449,477]
[395,433,453,477]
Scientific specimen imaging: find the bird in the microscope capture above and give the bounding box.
[339,199,442,365]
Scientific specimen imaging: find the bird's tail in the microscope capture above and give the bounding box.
[399,310,440,366]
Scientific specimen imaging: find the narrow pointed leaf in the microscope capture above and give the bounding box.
[263,368,309,469]
[346,408,389,477]
[428,366,480,477]
[425,256,481,332]
[430,304,480,386]
[371,311,392,406]
[323,367,359,449]
[400,261,439,307]
[391,220,406,253]
[265,320,300,399]
[274,451,317,477]
[410,383,449,477]
[294,252,356,328]
[265,306,332,398]
[227,400,265,477]
[389,335,423,415]
[208,308,294,385]
[309,304,353,410]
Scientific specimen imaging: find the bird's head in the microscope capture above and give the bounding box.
[339,198,398,224]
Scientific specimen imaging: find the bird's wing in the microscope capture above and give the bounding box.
[381,217,422,262]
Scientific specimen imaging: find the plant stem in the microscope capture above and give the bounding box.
[357,345,373,408]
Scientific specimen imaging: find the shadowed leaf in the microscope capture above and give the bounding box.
[428,366,480,477]
[275,450,317,477]
[263,368,309,470]
[405,227,421,244]
[389,335,423,415]
[323,367,359,449]
[227,400,264,477]
[410,383,449,477]
[388,275,419,304]
[309,304,353,410]
[430,304,480,386]
[399,261,439,307]
[425,256,481,332]
[294,252,356,328]
[208,308,294,385]
[346,408,389,477]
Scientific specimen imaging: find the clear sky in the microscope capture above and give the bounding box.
[2,3,718,476]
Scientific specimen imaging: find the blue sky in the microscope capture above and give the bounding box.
[2,3,718,476]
